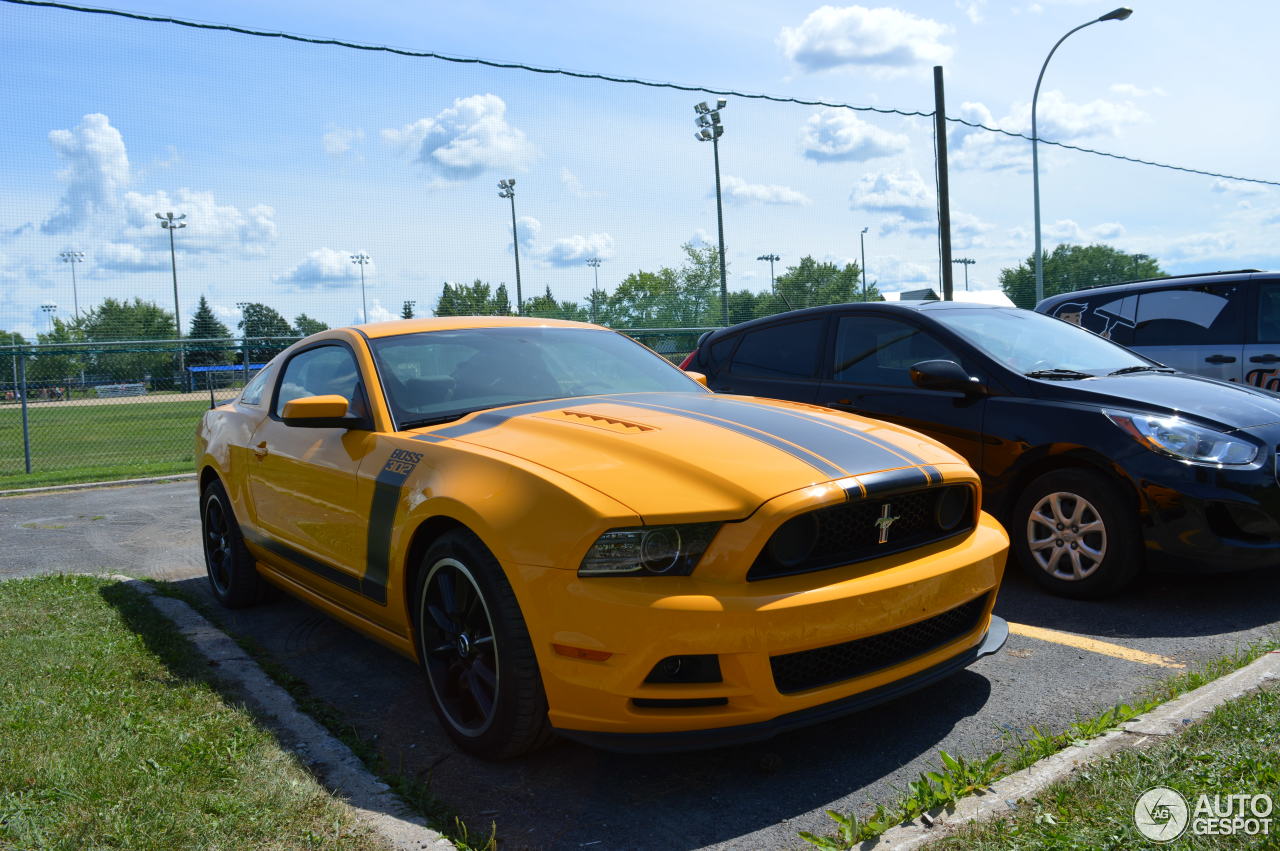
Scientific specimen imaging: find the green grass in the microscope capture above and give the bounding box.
[933,680,1280,849]
[800,642,1280,849]
[0,575,388,851]
[0,399,208,488]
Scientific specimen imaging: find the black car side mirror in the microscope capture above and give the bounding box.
[909,360,986,395]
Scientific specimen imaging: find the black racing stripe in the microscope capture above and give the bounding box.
[363,449,424,604]
[855,467,934,499]
[617,393,913,476]
[242,526,367,598]
[922,465,943,485]
[409,398,581,442]
[691,395,928,470]
[591,395,846,479]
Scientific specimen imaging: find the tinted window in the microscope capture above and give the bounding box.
[1131,284,1243,346]
[832,316,960,387]
[240,367,270,406]
[729,319,824,379]
[275,345,366,418]
[1049,295,1137,346]
[703,334,740,374]
[1258,282,1280,344]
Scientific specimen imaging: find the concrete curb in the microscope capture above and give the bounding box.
[861,649,1280,849]
[0,473,196,497]
[105,574,454,851]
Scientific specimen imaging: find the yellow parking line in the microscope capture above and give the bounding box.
[1007,622,1185,669]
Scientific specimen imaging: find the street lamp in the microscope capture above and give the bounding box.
[59,251,84,319]
[694,99,730,326]
[497,179,523,313]
[952,257,976,291]
[350,253,371,323]
[1031,7,1133,304]
[156,211,187,383]
[859,227,870,301]
[586,257,603,324]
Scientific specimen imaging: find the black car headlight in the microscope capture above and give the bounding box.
[578,523,721,577]
[1105,410,1258,466]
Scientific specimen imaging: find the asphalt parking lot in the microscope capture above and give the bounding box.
[5,479,1280,850]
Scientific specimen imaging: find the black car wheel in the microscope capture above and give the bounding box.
[201,479,275,607]
[414,529,552,759]
[1013,469,1142,599]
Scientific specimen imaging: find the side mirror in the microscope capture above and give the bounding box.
[684,370,709,388]
[909,360,985,395]
[281,394,363,428]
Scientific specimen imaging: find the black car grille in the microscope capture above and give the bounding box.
[747,485,975,581]
[770,593,990,695]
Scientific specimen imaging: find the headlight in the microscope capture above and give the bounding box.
[578,523,721,577]
[1105,411,1258,466]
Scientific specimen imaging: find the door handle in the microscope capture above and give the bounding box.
[1204,354,1237,364]
[252,441,269,459]
[1250,354,1280,364]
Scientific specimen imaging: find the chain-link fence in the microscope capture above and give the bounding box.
[0,329,708,487]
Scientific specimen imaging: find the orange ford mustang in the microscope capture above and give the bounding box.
[196,317,1008,758]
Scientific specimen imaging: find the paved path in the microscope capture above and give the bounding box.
[4,481,1279,849]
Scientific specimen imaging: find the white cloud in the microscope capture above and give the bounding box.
[956,0,985,23]
[851,169,932,221]
[1157,231,1237,263]
[879,209,993,248]
[1211,178,1267,196]
[561,168,603,200]
[871,256,934,290]
[800,109,910,162]
[381,94,534,181]
[514,215,540,251]
[120,189,277,258]
[721,175,811,206]
[1109,83,1166,98]
[778,5,952,73]
[276,248,369,288]
[41,113,130,234]
[359,298,397,324]
[323,127,364,156]
[97,241,167,272]
[689,229,713,248]
[543,233,615,266]
[1043,219,1127,244]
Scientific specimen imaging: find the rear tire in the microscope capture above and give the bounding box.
[413,529,553,759]
[201,479,276,608]
[1012,468,1143,599]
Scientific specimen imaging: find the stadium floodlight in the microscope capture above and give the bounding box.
[350,253,371,324]
[58,250,84,319]
[157,211,188,381]
[496,179,523,313]
[693,99,730,324]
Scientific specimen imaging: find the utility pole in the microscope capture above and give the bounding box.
[497,179,523,313]
[932,67,954,301]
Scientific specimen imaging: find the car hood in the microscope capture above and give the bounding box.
[1035,372,1280,431]
[409,392,962,521]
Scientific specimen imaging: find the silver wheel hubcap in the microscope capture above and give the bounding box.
[1027,491,1107,581]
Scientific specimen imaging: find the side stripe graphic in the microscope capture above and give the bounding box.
[242,526,370,599]
[363,448,423,603]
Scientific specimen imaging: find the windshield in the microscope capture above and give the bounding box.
[930,308,1151,375]
[369,326,705,428]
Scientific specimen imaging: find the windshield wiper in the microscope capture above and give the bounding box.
[1024,368,1093,380]
[399,410,485,429]
[1108,365,1176,376]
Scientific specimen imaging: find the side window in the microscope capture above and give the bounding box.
[703,334,740,375]
[1051,295,1137,346]
[240,367,270,406]
[728,319,825,380]
[832,316,960,387]
[1258,283,1280,344]
[274,345,367,419]
[1131,284,1243,347]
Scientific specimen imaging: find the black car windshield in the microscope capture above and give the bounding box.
[369,326,704,428]
[930,308,1151,375]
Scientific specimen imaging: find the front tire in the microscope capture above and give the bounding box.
[201,479,275,608]
[413,530,552,759]
[1012,469,1143,599]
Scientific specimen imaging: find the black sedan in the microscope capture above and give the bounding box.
[682,301,1280,598]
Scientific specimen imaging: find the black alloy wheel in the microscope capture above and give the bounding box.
[419,558,501,736]
[200,479,275,607]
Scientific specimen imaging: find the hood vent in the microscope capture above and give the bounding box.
[539,409,657,434]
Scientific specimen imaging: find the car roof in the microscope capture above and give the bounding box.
[1037,269,1277,309]
[705,300,1018,337]
[356,316,607,339]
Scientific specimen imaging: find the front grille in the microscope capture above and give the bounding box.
[770,594,989,694]
[748,485,974,581]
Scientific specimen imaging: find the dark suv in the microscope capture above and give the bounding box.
[682,301,1280,598]
[1036,270,1280,393]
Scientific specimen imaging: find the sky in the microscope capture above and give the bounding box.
[2,0,1278,339]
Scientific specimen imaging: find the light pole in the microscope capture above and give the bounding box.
[497,179,523,313]
[694,99,729,326]
[859,227,869,301]
[1032,7,1133,304]
[756,253,779,294]
[403,299,416,319]
[156,211,187,384]
[586,257,603,324]
[350,254,370,323]
[952,257,976,291]
[40,304,57,335]
[59,251,84,319]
